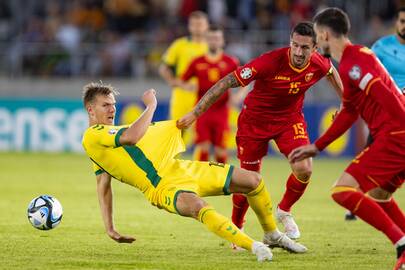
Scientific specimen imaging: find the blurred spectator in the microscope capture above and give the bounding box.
[104,0,151,33]
[290,0,314,26]
[0,1,12,41]
[207,0,226,25]
[91,31,133,76]
[0,0,403,77]
[178,0,206,21]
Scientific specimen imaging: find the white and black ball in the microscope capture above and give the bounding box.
[27,195,63,230]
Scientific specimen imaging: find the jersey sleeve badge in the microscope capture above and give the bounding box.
[108,128,118,135]
[348,65,362,80]
[240,67,253,79]
[305,72,314,82]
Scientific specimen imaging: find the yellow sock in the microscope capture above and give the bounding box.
[198,206,254,251]
[246,179,277,232]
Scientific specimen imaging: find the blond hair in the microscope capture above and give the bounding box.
[82,81,119,106]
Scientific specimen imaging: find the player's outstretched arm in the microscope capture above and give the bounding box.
[177,73,240,129]
[326,65,344,98]
[119,89,157,145]
[193,72,241,116]
[96,173,135,244]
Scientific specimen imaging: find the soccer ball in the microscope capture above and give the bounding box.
[27,195,63,230]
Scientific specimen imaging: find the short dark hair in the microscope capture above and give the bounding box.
[397,7,405,17]
[291,22,316,44]
[82,82,119,107]
[313,7,350,37]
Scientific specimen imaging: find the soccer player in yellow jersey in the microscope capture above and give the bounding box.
[81,82,307,261]
[159,11,208,121]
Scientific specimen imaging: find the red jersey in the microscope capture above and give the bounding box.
[182,53,239,112]
[234,47,332,120]
[315,44,405,150]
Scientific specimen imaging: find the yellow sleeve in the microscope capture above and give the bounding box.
[162,38,181,66]
[93,162,104,176]
[88,124,128,148]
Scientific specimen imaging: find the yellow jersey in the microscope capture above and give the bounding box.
[162,36,208,78]
[162,37,208,120]
[82,120,185,199]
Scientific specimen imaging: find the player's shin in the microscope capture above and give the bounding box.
[198,205,254,251]
[246,179,278,233]
[331,187,405,244]
[278,173,309,212]
[232,194,249,228]
[377,198,405,233]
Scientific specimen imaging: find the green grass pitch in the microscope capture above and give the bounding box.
[0,152,403,270]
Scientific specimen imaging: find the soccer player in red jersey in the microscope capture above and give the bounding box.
[176,25,243,164]
[288,8,405,270]
[178,22,343,241]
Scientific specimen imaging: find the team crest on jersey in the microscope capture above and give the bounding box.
[348,65,362,80]
[305,72,314,82]
[240,68,253,79]
[108,129,118,135]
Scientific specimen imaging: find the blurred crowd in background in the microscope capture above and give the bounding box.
[0,0,402,78]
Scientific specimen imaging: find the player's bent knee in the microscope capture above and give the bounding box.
[229,167,262,194]
[176,192,208,218]
[295,169,312,182]
[189,199,208,219]
[292,163,312,182]
[367,187,392,201]
[247,171,262,191]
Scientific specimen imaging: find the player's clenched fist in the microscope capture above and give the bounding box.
[142,89,157,107]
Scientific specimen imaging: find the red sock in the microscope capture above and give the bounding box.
[215,155,227,164]
[378,199,405,234]
[278,174,309,212]
[231,194,249,228]
[198,150,209,161]
[332,190,404,244]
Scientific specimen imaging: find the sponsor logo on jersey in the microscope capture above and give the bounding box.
[348,65,362,80]
[108,129,118,135]
[240,67,253,79]
[293,134,308,140]
[274,75,290,81]
[305,72,314,82]
[242,160,261,165]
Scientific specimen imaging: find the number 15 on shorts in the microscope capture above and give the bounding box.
[292,123,307,140]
